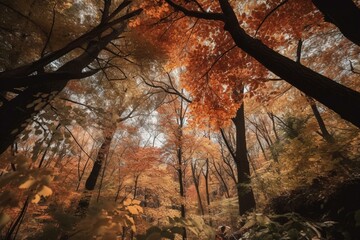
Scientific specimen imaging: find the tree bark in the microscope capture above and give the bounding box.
[204,159,211,206]
[133,174,140,199]
[218,0,360,129]
[306,96,335,143]
[75,128,115,217]
[0,6,142,155]
[177,146,187,240]
[203,159,213,226]
[232,105,256,215]
[312,0,360,46]
[166,0,360,128]
[176,97,187,240]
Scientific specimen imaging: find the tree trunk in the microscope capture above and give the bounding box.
[191,162,204,215]
[76,143,95,191]
[204,159,211,206]
[176,97,187,240]
[75,128,115,217]
[165,0,360,128]
[232,104,256,215]
[254,129,268,161]
[203,159,213,226]
[133,174,140,199]
[212,160,231,198]
[312,0,360,46]
[177,146,187,240]
[0,6,142,155]
[217,0,360,128]
[5,196,29,240]
[268,112,280,142]
[306,96,335,143]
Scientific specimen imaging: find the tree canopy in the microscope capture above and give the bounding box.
[0,1,359,239]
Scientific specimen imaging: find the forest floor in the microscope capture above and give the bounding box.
[268,172,360,239]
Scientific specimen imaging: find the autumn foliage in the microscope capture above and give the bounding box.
[0,0,360,239]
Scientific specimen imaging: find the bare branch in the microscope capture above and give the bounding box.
[41,3,57,57]
[164,0,224,21]
[62,125,94,160]
[255,0,289,36]
[219,128,236,160]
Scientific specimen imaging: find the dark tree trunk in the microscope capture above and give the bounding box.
[296,39,334,144]
[232,105,256,215]
[306,96,335,143]
[76,142,95,191]
[166,0,360,128]
[75,128,114,217]
[204,159,211,206]
[177,146,187,240]
[217,0,360,128]
[203,159,212,226]
[0,5,142,155]
[312,0,360,46]
[5,196,29,240]
[133,174,140,199]
[176,97,187,240]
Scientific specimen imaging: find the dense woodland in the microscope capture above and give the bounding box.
[0,0,359,239]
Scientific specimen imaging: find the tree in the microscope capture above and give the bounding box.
[311,0,360,46]
[161,95,188,240]
[0,0,142,154]
[221,105,256,215]
[157,0,360,128]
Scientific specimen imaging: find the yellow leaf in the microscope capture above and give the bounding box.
[135,205,143,214]
[131,224,136,233]
[19,179,35,189]
[123,198,132,206]
[32,194,41,203]
[127,206,139,215]
[125,215,135,225]
[131,199,141,205]
[37,186,53,197]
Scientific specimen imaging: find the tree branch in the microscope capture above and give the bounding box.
[255,0,289,36]
[164,0,224,21]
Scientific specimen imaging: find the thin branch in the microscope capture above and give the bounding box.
[165,0,224,21]
[200,44,236,80]
[41,3,57,57]
[182,18,199,52]
[255,0,289,36]
[296,39,303,63]
[62,125,94,160]
[60,97,100,112]
[219,128,236,160]
[32,118,48,134]
[140,75,192,103]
